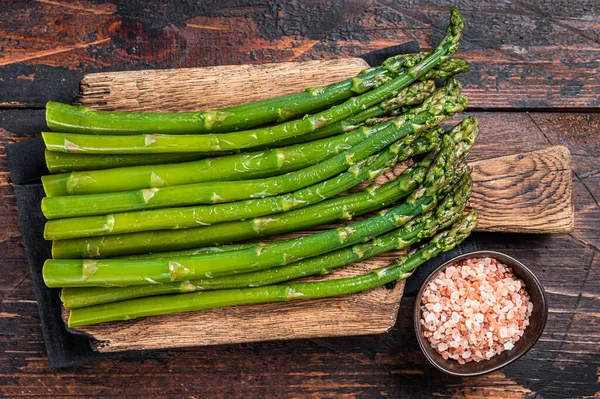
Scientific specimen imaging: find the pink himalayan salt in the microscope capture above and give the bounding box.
[420,257,533,363]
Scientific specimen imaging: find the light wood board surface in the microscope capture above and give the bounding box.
[470,145,573,234]
[68,60,573,352]
[75,59,370,111]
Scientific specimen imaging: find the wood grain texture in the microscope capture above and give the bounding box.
[470,145,573,233]
[71,263,405,353]
[1,111,599,398]
[75,58,369,110]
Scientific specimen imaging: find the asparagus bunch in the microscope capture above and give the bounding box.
[42,79,438,197]
[45,59,468,174]
[66,212,478,327]
[50,116,478,258]
[44,128,443,240]
[43,170,469,288]
[41,78,467,219]
[43,121,474,288]
[61,168,471,308]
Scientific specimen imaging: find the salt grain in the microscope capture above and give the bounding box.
[451,312,460,323]
[420,257,533,364]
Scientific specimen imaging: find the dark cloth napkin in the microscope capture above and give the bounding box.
[6,41,476,369]
[6,140,150,368]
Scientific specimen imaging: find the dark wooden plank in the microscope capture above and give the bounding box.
[1,1,600,109]
[1,110,599,397]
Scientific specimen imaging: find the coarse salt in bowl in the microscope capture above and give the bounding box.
[420,257,533,363]
[414,251,548,376]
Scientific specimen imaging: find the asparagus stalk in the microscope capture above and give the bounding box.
[44,129,442,240]
[46,65,388,136]
[51,116,479,258]
[120,243,257,259]
[42,80,437,197]
[61,173,470,308]
[43,10,464,153]
[45,150,216,173]
[52,159,467,260]
[42,131,470,288]
[66,211,478,327]
[41,80,467,219]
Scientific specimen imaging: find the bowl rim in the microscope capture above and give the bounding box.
[413,250,548,377]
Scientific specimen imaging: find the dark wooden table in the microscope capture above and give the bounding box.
[1,1,599,398]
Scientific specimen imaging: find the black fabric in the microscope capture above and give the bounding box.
[6,43,429,369]
[358,41,420,67]
[12,183,113,367]
[7,141,153,368]
[6,137,47,185]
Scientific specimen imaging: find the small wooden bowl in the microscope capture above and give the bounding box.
[413,250,548,377]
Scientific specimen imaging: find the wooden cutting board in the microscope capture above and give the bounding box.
[68,59,573,352]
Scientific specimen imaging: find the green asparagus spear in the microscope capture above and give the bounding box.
[42,131,470,288]
[42,80,436,197]
[46,64,387,136]
[66,211,478,327]
[43,10,464,153]
[51,116,479,258]
[41,81,467,219]
[61,172,470,308]
[45,150,218,173]
[44,128,442,240]
[119,243,257,259]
